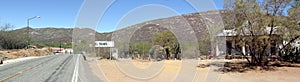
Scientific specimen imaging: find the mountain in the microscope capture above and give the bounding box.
[14,27,73,44]
[104,10,226,44]
[13,10,227,46]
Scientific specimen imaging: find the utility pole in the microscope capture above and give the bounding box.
[26,16,40,49]
[60,40,62,52]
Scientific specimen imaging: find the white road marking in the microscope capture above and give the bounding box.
[72,54,80,82]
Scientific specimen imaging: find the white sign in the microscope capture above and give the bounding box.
[95,41,114,47]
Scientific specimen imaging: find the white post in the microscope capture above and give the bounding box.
[231,41,235,55]
[110,48,112,60]
[216,45,219,56]
[242,46,246,55]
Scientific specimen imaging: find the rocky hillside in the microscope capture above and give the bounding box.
[107,10,226,44]
[13,27,73,44]
[13,10,227,46]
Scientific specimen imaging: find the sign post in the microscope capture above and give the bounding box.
[95,41,115,60]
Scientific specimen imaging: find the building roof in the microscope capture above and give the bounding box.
[217,27,280,37]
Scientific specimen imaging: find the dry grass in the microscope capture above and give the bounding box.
[0,48,52,59]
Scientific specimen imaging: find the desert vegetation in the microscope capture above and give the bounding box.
[0,23,27,49]
[221,0,300,67]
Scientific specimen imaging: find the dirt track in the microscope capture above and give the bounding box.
[90,60,300,82]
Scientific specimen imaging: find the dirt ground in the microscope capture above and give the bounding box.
[0,47,52,59]
[90,59,300,82]
[220,67,300,82]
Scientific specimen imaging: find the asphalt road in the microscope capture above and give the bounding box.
[0,54,102,82]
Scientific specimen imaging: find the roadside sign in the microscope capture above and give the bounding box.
[95,41,114,47]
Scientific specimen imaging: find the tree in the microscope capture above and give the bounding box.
[198,34,212,56]
[153,30,180,60]
[0,23,27,49]
[280,0,300,63]
[223,0,299,66]
[129,42,152,59]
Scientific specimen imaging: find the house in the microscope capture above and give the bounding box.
[215,27,283,56]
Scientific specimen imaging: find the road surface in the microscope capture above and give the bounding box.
[0,54,101,82]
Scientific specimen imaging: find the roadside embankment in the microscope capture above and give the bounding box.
[0,47,52,59]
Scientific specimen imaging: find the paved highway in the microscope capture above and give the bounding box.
[0,54,102,82]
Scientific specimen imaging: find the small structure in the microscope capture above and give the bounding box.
[50,47,65,54]
[215,27,283,56]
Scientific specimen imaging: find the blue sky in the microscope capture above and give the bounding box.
[0,0,224,33]
[0,0,83,28]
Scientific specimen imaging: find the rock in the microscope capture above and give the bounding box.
[198,64,209,68]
